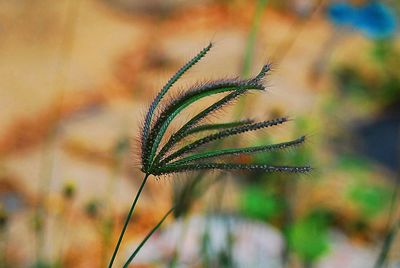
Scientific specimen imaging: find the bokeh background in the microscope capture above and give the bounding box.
[0,0,399,267]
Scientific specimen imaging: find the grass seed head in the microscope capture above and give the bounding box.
[140,44,310,177]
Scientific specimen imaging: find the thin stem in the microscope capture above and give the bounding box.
[102,137,128,267]
[374,127,400,268]
[55,196,75,266]
[374,219,400,268]
[271,0,324,63]
[123,207,175,268]
[303,260,314,268]
[34,0,80,264]
[241,0,268,78]
[168,214,192,268]
[235,0,268,118]
[108,173,149,268]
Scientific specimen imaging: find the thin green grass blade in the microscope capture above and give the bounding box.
[374,220,400,268]
[236,0,269,118]
[241,0,269,78]
[158,117,288,166]
[142,43,212,162]
[168,136,305,166]
[123,207,175,268]
[154,163,311,175]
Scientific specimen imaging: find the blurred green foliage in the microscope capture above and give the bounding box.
[288,210,330,263]
[336,154,372,174]
[349,182,390,218]
[336,155,390,218]
[240,186,282,220]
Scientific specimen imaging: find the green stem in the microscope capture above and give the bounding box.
[374,131,400,268]
[123,207,175,268]
[108,173,149,268]
[374,220,400,268]
[34,0,80,264]
[241,0,268,78]
[235,0,268,118]
[303,259,314,268]
[168,215,190,268]
[0,228,8,268]
[201,215,211,267]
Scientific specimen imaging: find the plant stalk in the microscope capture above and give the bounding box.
[241,0,268,78]
[374,219,399,268]
[235,0,268,118]
[374,128,400,268]
[123,207,175,268]
[108,173,149,268]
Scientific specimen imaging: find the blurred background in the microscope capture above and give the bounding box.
[0,0,399,267]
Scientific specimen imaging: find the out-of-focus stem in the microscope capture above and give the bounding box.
[241,0,268,78]
[374,220,400,268]
[374,127,400,268]
[34,0,80,264]
[235,0,268,118]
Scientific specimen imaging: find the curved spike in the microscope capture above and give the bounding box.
[153,90,251,165]
[154,163,311,175]
[158,117,288,167]
[167,136,305,166]
[141,43,213,164]
[143,80,264,172]
[184,120,255,136]
[253,63,272,83]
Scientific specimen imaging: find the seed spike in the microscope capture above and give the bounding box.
[140,44,310,178]
[159,117,288,166]
[185,120,254,136]
[143,80,264,172]
[253,63,272,82]
[154,163,311,175]
[153,89,250,164]
[142,43,213,165]
[167,136,306,166]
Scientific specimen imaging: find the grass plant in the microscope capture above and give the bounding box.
[108,42,310,267]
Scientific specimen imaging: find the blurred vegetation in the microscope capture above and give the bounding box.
[0,0,399,267]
